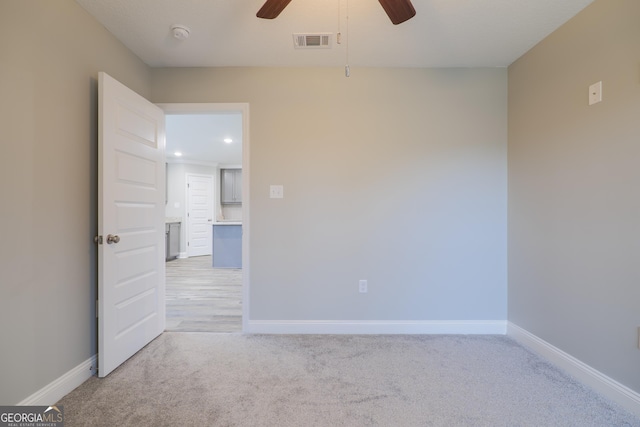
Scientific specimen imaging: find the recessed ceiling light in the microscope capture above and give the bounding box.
[174,152,182,157]
[224,138,233,144]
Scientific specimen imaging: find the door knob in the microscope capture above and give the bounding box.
[106,234,120,244]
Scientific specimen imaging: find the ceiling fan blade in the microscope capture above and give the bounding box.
[257,0,293,19]
[378,0,416,25]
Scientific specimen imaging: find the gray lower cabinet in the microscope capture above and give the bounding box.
[212,224,242,268]
[166,222,181,261]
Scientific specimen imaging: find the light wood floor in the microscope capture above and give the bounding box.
[165,255,242,332]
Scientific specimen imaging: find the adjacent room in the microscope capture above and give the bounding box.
[164,111,244,333]
[1,0,639,424]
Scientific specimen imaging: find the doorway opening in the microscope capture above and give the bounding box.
[160,103,249,333]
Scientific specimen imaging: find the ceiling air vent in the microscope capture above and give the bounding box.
[293,33,332,49]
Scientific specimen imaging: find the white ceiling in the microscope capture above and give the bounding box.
[79,0,594,162]
[76,0,594,68]
[166,113,243,165]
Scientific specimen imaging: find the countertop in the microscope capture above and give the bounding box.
[165,217,182,223]
[212,221,242,225]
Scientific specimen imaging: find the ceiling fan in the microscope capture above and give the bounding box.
[257,0,416,25]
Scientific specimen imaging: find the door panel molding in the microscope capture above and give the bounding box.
[98,72,166,377]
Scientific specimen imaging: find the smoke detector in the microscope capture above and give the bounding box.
[171,25,190,40]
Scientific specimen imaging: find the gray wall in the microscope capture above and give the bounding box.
[508,0,640,393]
[152,67,508,321]
[9,0,633,407]
[1,0,509,406]
[0,0,151,405]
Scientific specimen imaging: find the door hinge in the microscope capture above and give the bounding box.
[95,300,99,318]
[94,235,103,245]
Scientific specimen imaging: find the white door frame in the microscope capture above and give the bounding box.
[158,103,250,333]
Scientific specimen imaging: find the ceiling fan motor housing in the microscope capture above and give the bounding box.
[257,0,416,24]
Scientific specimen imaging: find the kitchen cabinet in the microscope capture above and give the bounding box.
[212,224,242,268]
[221,168,242,204]
[165,221,181,261]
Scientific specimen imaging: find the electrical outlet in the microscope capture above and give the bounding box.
[359,280,368,293]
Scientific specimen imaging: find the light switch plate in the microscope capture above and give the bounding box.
[589,81,602,105]
[359,280,368,293]
[270,185,284,199]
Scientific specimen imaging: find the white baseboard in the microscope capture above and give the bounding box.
[178,252,188,259]
[246,320,507,335]
[17,355,97,406]
[507,322,640,418]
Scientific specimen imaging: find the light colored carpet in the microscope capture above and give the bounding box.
[58,333,640,426]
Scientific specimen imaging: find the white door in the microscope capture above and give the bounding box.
[98,72,166,377]
[187,174,214,257]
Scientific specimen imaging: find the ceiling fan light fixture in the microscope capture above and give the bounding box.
[257,0,416,25]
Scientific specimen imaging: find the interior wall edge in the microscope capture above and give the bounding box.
[16,355,97,406]
[507,322,640,418]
